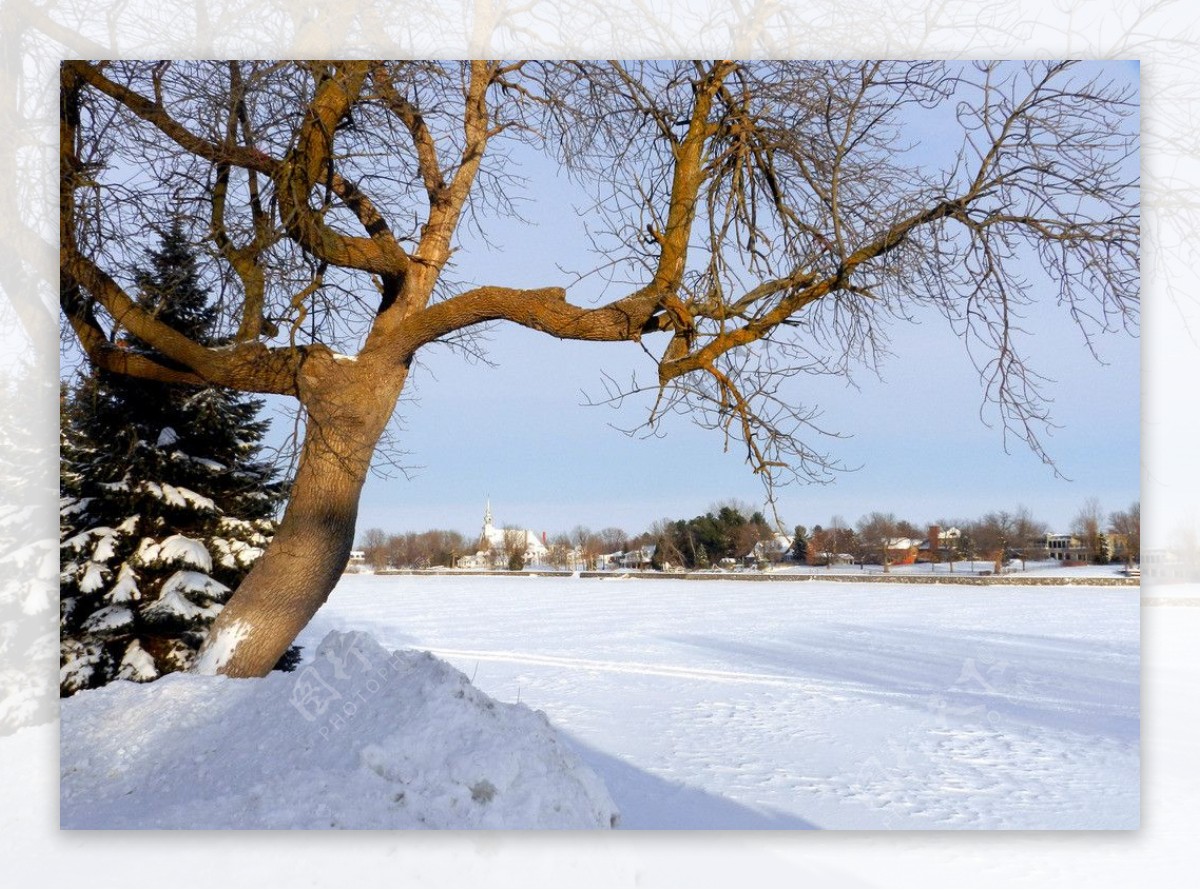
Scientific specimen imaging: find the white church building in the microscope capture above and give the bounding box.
[457,500,549,569]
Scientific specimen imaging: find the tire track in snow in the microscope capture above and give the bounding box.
[424,647,858,695]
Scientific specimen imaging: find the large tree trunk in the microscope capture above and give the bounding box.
[194,355,406,677]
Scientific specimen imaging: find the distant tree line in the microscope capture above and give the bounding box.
[358,528,470,570]
[795,500,1139,572]
[356,498,1139,572]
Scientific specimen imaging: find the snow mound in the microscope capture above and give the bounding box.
[60,630,619,830]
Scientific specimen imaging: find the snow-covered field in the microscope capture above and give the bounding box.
[60,573,1139,830]
[295,573,1139,830]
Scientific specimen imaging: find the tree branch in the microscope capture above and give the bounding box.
[274,62,412,276]
[63,61,277,174]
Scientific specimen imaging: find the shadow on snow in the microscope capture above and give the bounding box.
[557,731,820,830]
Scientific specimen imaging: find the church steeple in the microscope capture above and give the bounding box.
[482,498,494,538]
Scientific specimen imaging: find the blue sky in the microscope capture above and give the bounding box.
[347,63,1142,542]
[350,292,1138,540]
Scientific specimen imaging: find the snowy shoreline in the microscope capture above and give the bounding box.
[373,567,1140,586]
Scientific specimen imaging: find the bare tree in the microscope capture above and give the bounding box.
[571,525,601,570]
[392,531,420,568]
[419,529,467,568]
[1109,501,1141,567]
[598,527,628,555]
[1012,505,1048,570]
[973,510,1015,574]
[646,519,683,570]
[734,520,766,565]
[1072,497,1107,564]
[60,61,1139,676]
[856,512,899,572]
[935,520,970,574]
[545,534,574,570]
[358,527,389,569]
[808,515,854,568]
[828,515,855,567]
[502,526,527,571]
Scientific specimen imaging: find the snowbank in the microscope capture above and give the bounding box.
[60,631,618,829]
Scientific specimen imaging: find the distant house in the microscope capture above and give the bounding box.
[917,526,962,562]
[1043,533,1089,562]
[594,551,622,570]
[1042,531,1128,564]
[345,550,368,572]
[882,537,920,566]
[591,547,655,570]
[619,545,656,569]
[457,500,548,568]
[805,526,855,566]
[745,533,794,565]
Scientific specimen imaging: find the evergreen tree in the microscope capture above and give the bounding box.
[790,526,808,563]
[60,223,288,695]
